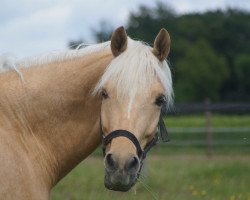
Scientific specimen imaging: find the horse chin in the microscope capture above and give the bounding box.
[104,171,137,192]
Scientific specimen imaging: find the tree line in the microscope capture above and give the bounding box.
[69,2,250,103]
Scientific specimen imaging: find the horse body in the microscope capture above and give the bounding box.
[0,49,113,199]
[0,128,47,199]
[0,27,173,199]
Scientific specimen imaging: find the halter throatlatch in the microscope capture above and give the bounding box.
[101,112,169,160]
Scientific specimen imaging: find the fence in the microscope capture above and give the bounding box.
[162,101,250,156]
[166,101,250,114]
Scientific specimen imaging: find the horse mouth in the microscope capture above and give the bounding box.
[104,171,137,192]
[104,182,133,192]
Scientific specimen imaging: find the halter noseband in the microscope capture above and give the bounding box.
[101,112,169,161]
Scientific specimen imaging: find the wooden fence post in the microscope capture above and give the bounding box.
[205,98,212,157]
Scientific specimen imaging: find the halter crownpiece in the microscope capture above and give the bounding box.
[101,111,169,160]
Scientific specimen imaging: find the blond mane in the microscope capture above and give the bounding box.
[0,41,110,73]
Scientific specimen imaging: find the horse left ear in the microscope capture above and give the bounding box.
[111,26,128,57]
[152,28,171,62]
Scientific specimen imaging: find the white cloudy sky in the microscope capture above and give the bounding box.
[0,0,249,58]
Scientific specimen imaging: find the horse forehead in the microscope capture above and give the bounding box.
[103,80,164,113]
[105,78,164,95]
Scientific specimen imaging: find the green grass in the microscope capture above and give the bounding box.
[51,155,250,200]
[165,114,250,127]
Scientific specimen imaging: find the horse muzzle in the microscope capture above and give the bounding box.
[104,153,140,191]
[101,114,169,191]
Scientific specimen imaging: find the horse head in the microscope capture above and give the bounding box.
[96,27,173,191]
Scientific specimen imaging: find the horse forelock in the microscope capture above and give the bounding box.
[94,38,173,110]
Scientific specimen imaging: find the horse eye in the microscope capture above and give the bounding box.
[155,95,166,107]
[101,89,109,99]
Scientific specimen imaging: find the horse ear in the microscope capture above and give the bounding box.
[152,28,171,62]
[111,26,128,57]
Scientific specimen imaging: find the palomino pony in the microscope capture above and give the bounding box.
[0,27,173,199]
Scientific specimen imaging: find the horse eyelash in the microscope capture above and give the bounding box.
[101,89,109,99]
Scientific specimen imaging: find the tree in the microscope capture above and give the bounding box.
[174,40,228,101]
[68,39,84,49]
[92,21,113,42]
[234,54,250,100]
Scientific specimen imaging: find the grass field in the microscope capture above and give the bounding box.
[51,115,250,200]
[164,114,250,127]
[51,155,250,200]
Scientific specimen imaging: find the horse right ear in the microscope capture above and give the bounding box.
[152,28,171,62]
[111,26,128,57]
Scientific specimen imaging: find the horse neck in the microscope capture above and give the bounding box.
[0,50,113,188]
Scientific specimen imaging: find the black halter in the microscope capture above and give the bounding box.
[101,111,169,161]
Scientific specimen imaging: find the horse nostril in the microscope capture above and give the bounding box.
[125,156,140,174]
[105,153,118,172]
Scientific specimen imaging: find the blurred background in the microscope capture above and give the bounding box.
[1,0,250,199]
